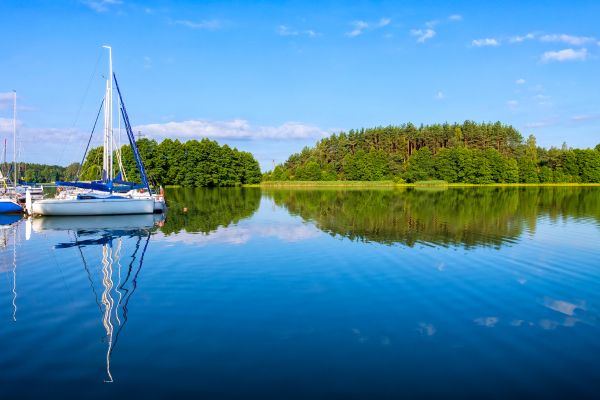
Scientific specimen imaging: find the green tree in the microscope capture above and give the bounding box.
[297,160,322,180]
[404,147,434,182]
[517,157,539,183]
[538,166,553,183]
[81,137,261,187]
[503,159,520,183]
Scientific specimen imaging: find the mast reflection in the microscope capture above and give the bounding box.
[0,216,21,322]
[33,214,160,382]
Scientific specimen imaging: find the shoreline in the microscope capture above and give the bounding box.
[257,181,600,188]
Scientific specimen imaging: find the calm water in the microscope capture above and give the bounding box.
[1,187,599,398]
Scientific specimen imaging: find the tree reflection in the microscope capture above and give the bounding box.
[160,187,261,234]
[265,187,600,248]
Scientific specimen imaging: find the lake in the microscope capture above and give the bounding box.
[1,187,599,398]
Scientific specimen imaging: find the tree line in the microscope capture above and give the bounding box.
[263,121,600,183]
[1,162,80,184]
[80,138,262,187]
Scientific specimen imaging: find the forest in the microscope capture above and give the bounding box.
[263,121,600,183]
[80,138,262,187]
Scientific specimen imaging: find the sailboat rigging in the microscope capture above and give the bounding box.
[31,46,164,216]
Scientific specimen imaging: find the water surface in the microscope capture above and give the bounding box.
[1,187,599,398]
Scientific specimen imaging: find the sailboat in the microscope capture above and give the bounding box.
[31,46,155,216]
[0,91,24,214]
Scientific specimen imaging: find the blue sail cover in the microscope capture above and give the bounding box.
[55,180,146,192]
[18,180,40,186]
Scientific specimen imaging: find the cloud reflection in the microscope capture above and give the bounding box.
[539,317,578,330]
[418,322,436,336]
[474,317,499,327]
[543,297,585,316]
[158,223,322,246]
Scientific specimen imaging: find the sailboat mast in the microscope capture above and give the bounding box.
[102,45,113,182]
[12,90,16,190]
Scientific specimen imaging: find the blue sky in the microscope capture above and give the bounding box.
[1,0,599,170]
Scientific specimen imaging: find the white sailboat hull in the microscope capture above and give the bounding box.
[153,197,166,212]
[32,197,154,216]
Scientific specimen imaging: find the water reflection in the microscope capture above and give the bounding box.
[33,215,159,383]
[0,219,19,322]
[1,187,599,397]
[264,187,600,248]
[161,187,260,234]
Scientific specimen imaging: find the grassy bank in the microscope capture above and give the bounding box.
[260,180,397,188]
[258,180,600,188]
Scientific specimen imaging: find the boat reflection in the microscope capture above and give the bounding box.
[32,214,161,382]
[0,214,23,226]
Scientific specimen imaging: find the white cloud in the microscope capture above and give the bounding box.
[448,14,463,21]
[80,0,122,13]
[133,119,328,141]
[471,38,499,47]
[277,25,294,36]
[21,127,85,143]
[0,92,15,110]
[515,78,526,85]
[346,18,390,37]
[571,114,600,122]
[346,20,369,37]
[0,117,16,133]
[410,28,436,43]
[174,19,222,30]
[377,18,391,28]
[541,48,588,62]
[434,91,445,100]
[524,120,554,129]
[506,100,519,109]
[540,34,596,46]
[425,20,439,28]
[533,94,551,105]
[0,121,86,160]
[277,25,320,38]
[510,32,537,43]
